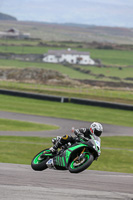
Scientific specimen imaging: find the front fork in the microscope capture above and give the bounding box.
[73,147,86,162]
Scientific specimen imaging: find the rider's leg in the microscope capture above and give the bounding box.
[49,136,62,153]
[50,135,75,153]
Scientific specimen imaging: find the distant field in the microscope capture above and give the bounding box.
[0,45,133,66]
[0,58,133,104]
[83,48,133,66]
[0,59,133,82]
[1,20,133,44]
[0,38,133,104]
[0,38,39,46]
[79,65,133,79]
[0,59,93,80]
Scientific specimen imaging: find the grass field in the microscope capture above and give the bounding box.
[0,40,133,105]
[0,45,133,66]
[0,81,133,105]
[0,38,40,46]
[0,58,133,83]
[0,94,133,127]
[79,65,133,79]
[0,118,58,131]
[0,136,132,173]
[0,59,93,80]
[1,21,133,44]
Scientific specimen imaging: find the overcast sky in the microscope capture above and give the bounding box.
[0,0,133,27]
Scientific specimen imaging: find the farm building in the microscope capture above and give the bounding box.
[0,28,30,39]
[43,49,95,65]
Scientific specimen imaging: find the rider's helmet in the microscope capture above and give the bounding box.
[89,122,103,137]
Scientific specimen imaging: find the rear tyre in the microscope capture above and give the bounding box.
[31,149,49,171]
[69,153,94,173]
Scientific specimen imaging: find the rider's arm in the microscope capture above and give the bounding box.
[74,128,91,138]
[74,129,90,142]
[74,129,84,137]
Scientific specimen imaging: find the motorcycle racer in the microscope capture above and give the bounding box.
[49,122,103,156]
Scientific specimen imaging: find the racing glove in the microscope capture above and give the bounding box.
[74,129,82,136]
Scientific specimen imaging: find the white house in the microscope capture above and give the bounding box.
[43,49,95,65]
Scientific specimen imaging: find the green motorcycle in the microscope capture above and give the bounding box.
[31,135,101,173]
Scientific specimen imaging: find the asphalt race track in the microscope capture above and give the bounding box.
[0,163,133,200]
[0,111,133,200]
[0,111,133,137]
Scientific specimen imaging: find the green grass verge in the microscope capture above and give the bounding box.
[0,136,51,165]
[89,149,133,173]
[101,136,133,149]
[0,81,133,104]
[0,118,59,131]
[0,94,133,127]
[89,136,133,173]
[0,136,132,173]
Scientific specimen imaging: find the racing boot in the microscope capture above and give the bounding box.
[49,136,62,154]
[51,137,57,145]
[49,146,58,154]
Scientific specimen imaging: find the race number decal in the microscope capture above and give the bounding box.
[95,140,100,149]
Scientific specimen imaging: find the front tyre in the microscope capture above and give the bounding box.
[31,149,50,171]
[69,153,94,173]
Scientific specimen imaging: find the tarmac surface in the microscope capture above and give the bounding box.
[0,163,133,200]
[0,111,133,200]
[0,111,133,137]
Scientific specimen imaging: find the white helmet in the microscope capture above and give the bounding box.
[90,122,103,137]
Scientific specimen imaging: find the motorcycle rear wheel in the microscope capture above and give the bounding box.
[69,153,94,173]
[31,149,49,171]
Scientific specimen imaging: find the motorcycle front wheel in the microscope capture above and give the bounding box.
[69,153,94,173]
[31,149,50,171]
